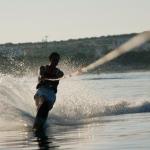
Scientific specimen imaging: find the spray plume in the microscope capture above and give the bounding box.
[71,31,150,76]
[47,31,150,80]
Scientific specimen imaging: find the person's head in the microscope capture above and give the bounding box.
[49,52,60,66]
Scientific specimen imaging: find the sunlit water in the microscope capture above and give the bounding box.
[0,71,150,150]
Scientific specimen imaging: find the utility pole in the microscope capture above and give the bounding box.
[42,35,48,48]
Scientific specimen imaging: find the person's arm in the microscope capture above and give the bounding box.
[36,66,47,89]
[38,66,47,82]
[55,68,64,78]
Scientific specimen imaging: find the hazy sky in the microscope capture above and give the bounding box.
[0,0,149,43]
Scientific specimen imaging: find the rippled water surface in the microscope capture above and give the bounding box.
[0,71,150,149]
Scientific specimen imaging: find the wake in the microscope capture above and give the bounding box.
[0,73,150,128]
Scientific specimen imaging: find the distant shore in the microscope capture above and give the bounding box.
[0,32,150,75]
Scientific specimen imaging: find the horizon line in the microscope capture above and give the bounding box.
[0,31,143,45]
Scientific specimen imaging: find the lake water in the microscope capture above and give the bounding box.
[0,71,150,150]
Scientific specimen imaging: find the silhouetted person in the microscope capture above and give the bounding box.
[33,52,64,129]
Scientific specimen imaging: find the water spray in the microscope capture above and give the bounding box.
[70,31,150,75]
[47,31,150,81]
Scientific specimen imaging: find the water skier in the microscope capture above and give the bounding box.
[33,52,64,129]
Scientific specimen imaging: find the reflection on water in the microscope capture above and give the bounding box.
[0,125,60,150]
[0,112,150,150]
[33,113,150,150]
[33,129,59,150]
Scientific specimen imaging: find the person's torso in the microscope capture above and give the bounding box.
[36,65,62,93]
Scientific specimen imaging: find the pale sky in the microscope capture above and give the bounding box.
[0,0,149,43]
